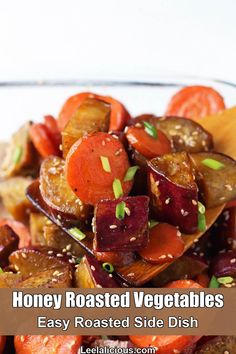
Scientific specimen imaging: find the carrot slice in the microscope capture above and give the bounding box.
[58,92,130,131]
[94,250,134,267]
[0,336,6,354]
[130,335,200,354]
[29,123,60,158]
[14,335,82,354]
[0,219,30,248]
[66,132,132,205]
[126,125,171,159]
[44,115,62,148]
[166,86,225,119]
[164,279,203,288]
[139,223,184,263]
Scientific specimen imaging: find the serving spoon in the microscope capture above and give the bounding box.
[26,106,236,286]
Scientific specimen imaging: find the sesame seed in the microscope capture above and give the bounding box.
[173,350,180,354]
[109,225,117,229]
[177,231,182,237]
[165,197,170,204]
[230,258,236,264]
[167,254,173,258]
[192,199,197,205]
[155,181,160,186]
[130,237,136,242]
[53,270,60,276]
[159,255,166,259]
[62,248,67,253]
[135,122,142,128]
[124,126,128,133]
[181,209,189,216]
[102,140,106,146]
[97,284,102,288]
[112,134,119,139]
[225,184,233,191]
[127,272,135,277]
[43,337,49,345]
[59,144,63,151]
[91,265,96,271]
[20,336,25,342]
[56,253,63,257]
[21,252,27,259]
[66,244,72,251]
[109,274,113,278]
[124,207,131,216]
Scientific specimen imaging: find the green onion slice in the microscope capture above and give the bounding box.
[202,158,225,170]
[217,276,234,285]
[124,166,140,182]
[148,220,159,229]
[112,178,123,199]
[75,257,82,264]
[143,121,158,139]
[100,156,111,173]
[0,267,3,274]
[116,201,126,220]
[12,146,23,164]
[68,227,86,241]
[209,275,220,288]
[198,201,206,214]
[198,213,206,232]
[102,262,114,273]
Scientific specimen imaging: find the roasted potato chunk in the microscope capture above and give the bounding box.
[40,156,90,223]
[29,213,48,246]
[0,225,19,267]
[0,177,33,221]
[148,152,198,233]
[0,272,23,288]
[1,122,39,177]
[17,266,72,288]
[62,98,110,157]
[190,152,236,208]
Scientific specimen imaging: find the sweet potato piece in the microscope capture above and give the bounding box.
[148,152,198,233]
[190,152,236,208]
[40,156,89,223]
[94,196,149,252]
[9,247,71,276]
[137,116,213,153]
[17,266,72,288]
[62,98,110,157]
[74,254,119,288]
[0,225,19,267]
[0,122,39,177]
[194,336,236,354]
[29,213,48,245]
[0,177,33,221]
[151,254,207,287]
[43,223,84,257]
[0,272,23,288]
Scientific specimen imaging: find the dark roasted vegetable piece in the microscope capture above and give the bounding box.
[212,207,236,252]
[17,266,72,288]
[9,247,71,276]
[0,177,33,221]
[29,213,48,246]
[148,152,198,233]
[135,115,213,153]
[94,196,149,252]
[190,152,236,208]
[194,336,236,354]
[0,225,19,267]
[0,122,39,177]
[211,250,236,277]
[40,156,90,223]
[74,254,119,288]
[151,253,207,287]
[62,97,110,157]
[43,223,84,257]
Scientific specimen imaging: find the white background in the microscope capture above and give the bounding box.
[0,0,236,83]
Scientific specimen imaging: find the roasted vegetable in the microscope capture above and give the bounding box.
[29,213,48,245]
[9,247,71,276]
[66,132,133,205]
[148,152,198,233]
[1,122,39,177]
[190,152,236,208]
[94,250,135,267]
[0,272,22,288]
[17,266,72,288]
[139,223,185,264]
[40,156,89,222]
[151,253,208,287]
[0,219,30,248]
[211,250,236,277]
[74,254,119,288]
[214,207,236,251]
[94,196,149,252]
[194,336,236,354]
[43,223,84,257]
[62,97,110,157]
[0,225,19,267]
[0,177,33,221]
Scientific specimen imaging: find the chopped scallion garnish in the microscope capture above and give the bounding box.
[217,276,234,285]
[143,121,158,139]
[100,156,111,173]
[12,146,23,164]
[0,267,3,274]
[112,178,123,199]
[124,166,140,182]
[202,158,225,170]
[198,213,206,232]
[198,201,206,215]
[209,275,220,288]
[68,227,86,241]
[116,201,126,220]
[75,257,82,264]
[148,220,159,229]
[102,262,114,273]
